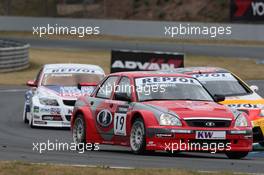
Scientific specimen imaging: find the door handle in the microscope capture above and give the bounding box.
[90,101,94,106]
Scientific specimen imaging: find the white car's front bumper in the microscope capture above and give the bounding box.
[29,99,75,127]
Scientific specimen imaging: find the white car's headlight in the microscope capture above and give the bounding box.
[159,113,182,126]
[235,113,248,127]
[39,98,59,106]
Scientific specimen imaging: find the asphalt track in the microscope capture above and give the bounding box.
[5,37,264,60]
[0,81,263,173]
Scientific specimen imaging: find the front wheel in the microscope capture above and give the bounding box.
[130,118,146,154]
[72,115,87,147]
[225,152,249,159]
[23,104,29,123]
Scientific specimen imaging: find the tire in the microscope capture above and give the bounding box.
[225,152,249,159]
[29,113,36,128]
[72,114,87,149]
[259,141,264,147]
[130,118,146,154]
[23,104,29,124]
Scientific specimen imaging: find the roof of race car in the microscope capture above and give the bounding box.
[42,64,105,74]
[162,67,229,75]
[111,71,193,78]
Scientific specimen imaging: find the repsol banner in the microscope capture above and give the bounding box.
[231,0,264,21]
[111,50,184,73]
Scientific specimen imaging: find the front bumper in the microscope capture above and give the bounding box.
[31,105,73,127]
[145,127,253,152]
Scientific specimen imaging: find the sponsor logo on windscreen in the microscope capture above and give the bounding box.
[45,68,96,74]
[192,73,236,81]
[136,77,200,86]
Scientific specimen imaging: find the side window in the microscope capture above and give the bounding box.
[115,77,131,98]
[96,76,119,99]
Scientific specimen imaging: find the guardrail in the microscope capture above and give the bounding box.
[0,39,30,72]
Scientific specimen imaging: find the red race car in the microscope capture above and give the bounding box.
[71,72,253,159]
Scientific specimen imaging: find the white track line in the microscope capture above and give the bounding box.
[0,89,27,92]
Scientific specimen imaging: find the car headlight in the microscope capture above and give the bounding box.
[159,113,182,126]
[235,113,248,127]
[39,98,59,106]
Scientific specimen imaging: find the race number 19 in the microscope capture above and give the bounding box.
[114,113,126,136]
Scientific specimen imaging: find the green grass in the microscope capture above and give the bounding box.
[0,161,242,175]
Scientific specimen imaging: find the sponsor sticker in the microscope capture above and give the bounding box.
[96,109,113,127]
[45,68,97,74]
[227,103,260,109]
[40,108,50,113]
[195,131,226,140]
[50,108,61,115]
[135,77,200,86]
[192,73,236,81]
[33,106,39,113]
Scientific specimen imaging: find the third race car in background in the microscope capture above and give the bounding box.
[23,64,105,128]
[169,67,264,146]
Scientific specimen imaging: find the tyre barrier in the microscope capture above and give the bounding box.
[0,39,30,72]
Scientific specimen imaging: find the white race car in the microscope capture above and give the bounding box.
[23,64,105,128]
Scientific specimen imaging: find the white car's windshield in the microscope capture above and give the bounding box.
[135,76,213,102]
[41,73,104,86]
[192,73,249,96]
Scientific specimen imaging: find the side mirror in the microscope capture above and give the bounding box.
[77,82,98,90]
[213,94,225,103]
[114,92,131,102]
[26,80,37,87]
[250,85,259,92]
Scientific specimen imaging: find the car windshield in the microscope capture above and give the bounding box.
[192,73,249,96]
[135,76,214,102]
[41,73,104,86]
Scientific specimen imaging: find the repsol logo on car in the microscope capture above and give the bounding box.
[227,103,259,109]
[193,73,235,81]
[50,68,95,73]
[136,77,199,85]
[111,50,184,73]
[231,0,264,21]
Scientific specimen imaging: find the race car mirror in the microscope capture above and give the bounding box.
[26,80,37,87]
[250,85,259,92]
[77,82,98,90]
[213,94,225,103]
[114,92,131,102]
